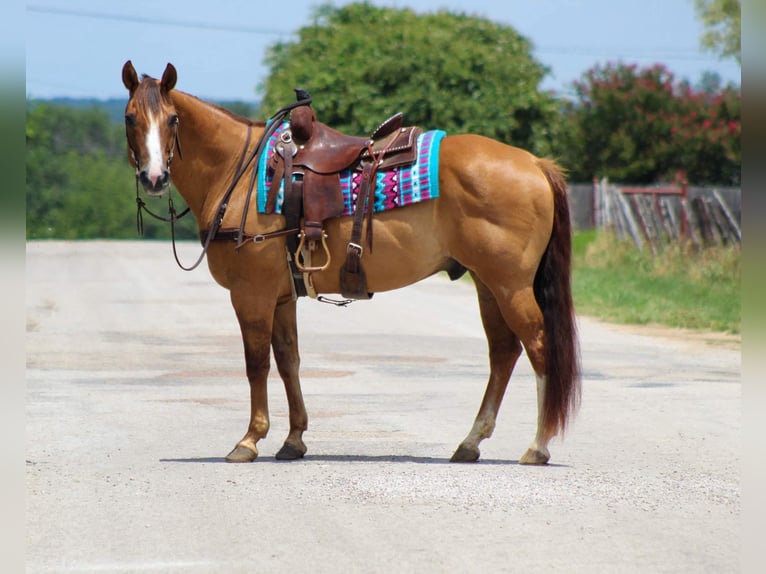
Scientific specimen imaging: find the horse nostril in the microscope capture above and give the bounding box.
[138,170,170,192]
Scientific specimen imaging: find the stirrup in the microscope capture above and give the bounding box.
[294,232,332,273]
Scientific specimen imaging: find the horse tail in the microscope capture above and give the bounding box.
[533,158,581,437]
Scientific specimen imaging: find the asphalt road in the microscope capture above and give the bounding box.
[26,241,741,573]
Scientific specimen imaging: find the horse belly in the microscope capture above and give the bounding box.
[311,201,449,294]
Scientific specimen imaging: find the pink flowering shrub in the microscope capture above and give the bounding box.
[557,63,740,184]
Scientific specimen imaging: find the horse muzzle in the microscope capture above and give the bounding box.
[138,169,171,195]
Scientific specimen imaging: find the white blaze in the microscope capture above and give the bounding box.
[144,114,164,185]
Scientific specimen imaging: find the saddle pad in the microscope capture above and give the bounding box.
[256,121,447,216]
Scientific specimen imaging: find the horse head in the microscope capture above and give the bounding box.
[122,60,181,195]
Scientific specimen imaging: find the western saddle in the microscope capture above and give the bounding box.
[265,94,422,300]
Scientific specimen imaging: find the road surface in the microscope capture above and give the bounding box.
[26,241,740,573]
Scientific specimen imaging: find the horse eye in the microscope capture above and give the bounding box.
[125,114,136,128]
[167,114,179,127]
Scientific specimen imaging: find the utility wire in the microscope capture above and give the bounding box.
[26,5,292,36]
[28,4,718,62]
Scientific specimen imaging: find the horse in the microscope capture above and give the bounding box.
[121,60,580,464]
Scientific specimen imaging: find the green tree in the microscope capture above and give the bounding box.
[259,2,562,156]
[26,102,197,239]
[26,103,127,238]
[694,0,741,64]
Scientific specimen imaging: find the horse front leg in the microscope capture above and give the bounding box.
[225,291,277,463]
[271,298,308,460]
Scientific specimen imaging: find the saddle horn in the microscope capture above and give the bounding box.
[294,88,312,103]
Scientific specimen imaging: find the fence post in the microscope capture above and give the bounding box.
[712,189,741,242]
[679,174,688,242]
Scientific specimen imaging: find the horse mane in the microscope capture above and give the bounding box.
[137,74,265,127]
[183,92,264,127]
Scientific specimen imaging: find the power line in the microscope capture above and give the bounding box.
[26,5,293,36]
[28,4,718,62]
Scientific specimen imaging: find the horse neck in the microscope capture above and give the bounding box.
[168,91,264,227]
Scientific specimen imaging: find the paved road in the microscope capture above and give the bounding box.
[26,241,740,573]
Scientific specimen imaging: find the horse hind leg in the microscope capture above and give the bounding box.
[451,274,523,462]
[492,285,556,465]
[519,374,554,464]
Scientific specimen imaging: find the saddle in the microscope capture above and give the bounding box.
[265,98,422,299]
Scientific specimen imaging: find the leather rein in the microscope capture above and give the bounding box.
[133,98,311,271]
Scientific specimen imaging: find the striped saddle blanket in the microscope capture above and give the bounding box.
[256,122,447,216]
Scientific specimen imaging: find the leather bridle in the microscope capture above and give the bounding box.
[132,98,309,271]
[132,118,185,227]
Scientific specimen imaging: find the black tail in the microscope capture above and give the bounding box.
[534,159,581,437]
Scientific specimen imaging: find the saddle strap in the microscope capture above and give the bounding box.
[266,159,284,213]
[266,137,297,214]
[348,134,398,254]
[234,95,312,249]
[350,159,375,254]
[284,176,308,298]
[339,139,390,300]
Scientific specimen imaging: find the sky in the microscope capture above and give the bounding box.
[25,0,741,103]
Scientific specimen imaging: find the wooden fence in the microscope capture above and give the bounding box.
[590,178,741,253]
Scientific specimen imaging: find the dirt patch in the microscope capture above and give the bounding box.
[591,318,741,351]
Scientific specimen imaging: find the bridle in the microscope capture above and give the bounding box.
[131,115,202,269]
[132,118,184,227]
[131,98,310,271]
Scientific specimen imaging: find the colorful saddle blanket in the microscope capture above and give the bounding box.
[256,122,446,216]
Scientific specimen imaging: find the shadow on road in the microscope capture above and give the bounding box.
[160,455,570,467]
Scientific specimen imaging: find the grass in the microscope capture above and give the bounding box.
[571,230,741,334]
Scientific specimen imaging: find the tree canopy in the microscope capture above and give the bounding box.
[259,2,561,156]
[556,63,740,184]
[26,102,197,240]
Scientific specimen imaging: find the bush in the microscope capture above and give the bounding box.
[557,63,740,185]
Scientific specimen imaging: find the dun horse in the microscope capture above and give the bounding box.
[121,61,580,464]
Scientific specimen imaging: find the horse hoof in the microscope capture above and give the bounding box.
[275,443,306,460]
[225,445,258,462]
[519,448,550,465]
[450,443,480,463]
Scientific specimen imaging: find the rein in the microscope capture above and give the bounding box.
[134,97,312,271]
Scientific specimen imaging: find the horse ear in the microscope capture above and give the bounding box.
[122,60,139,94]
[161,63,177,93]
